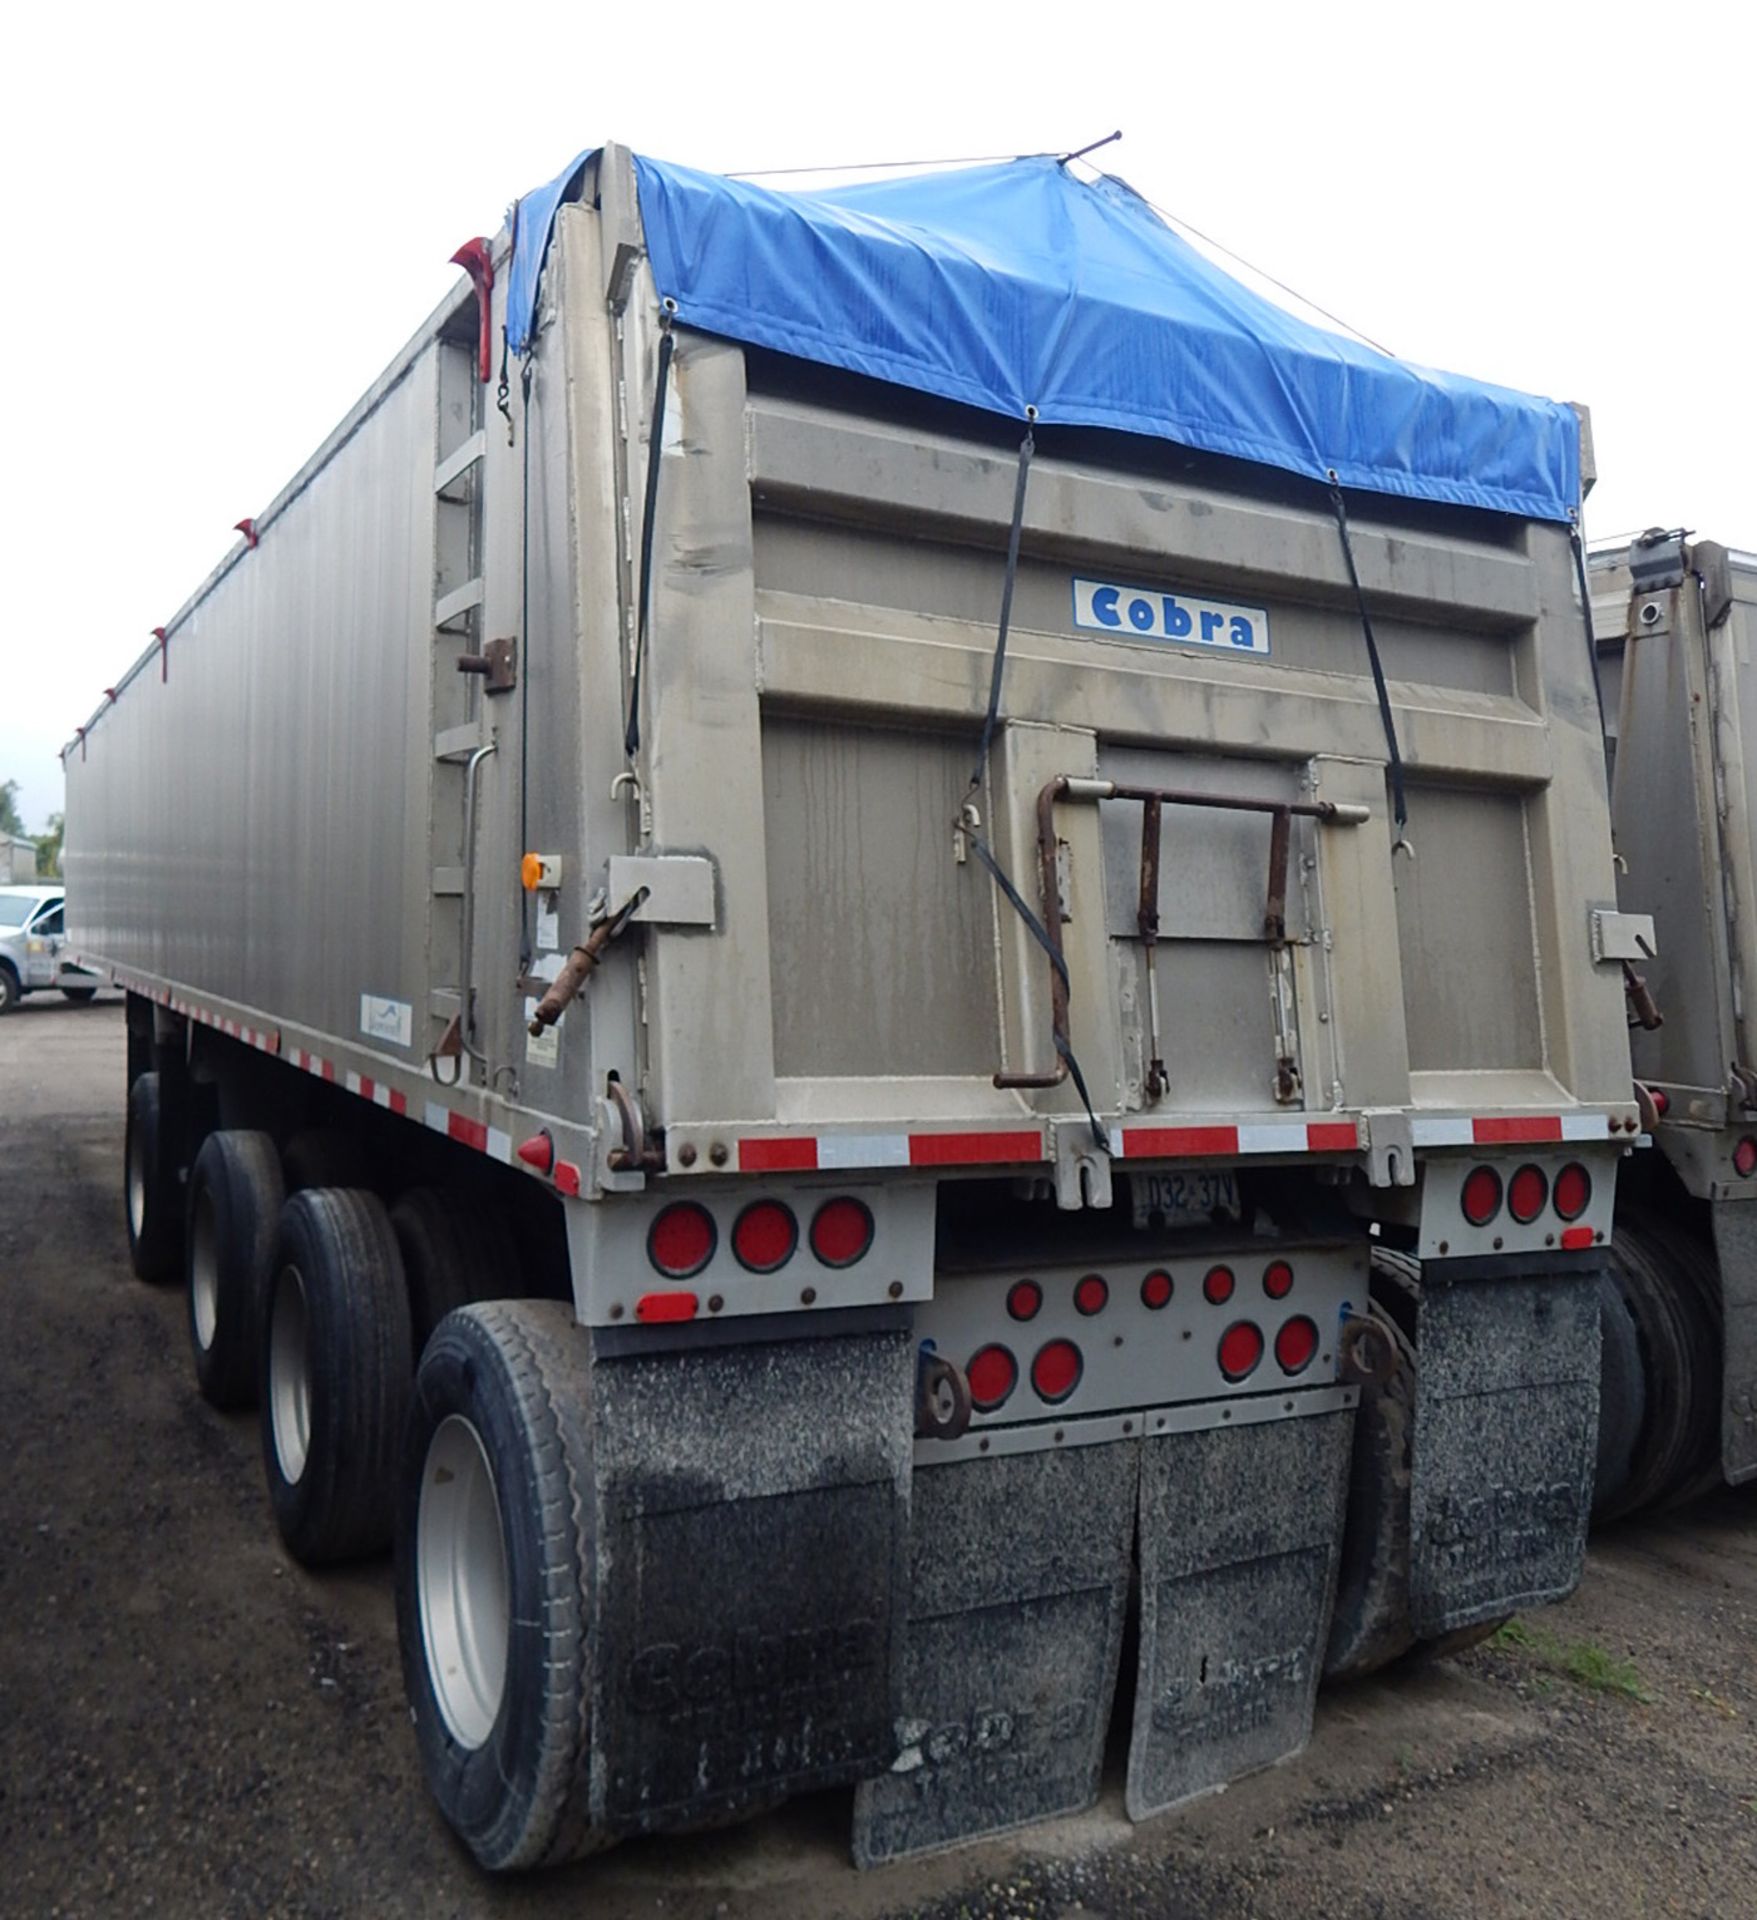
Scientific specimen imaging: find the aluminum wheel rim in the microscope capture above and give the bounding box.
[417,1414,510,1750]
[268,1264,312,1484]
[127,1125,147,1239]
[190,1191,219,1350]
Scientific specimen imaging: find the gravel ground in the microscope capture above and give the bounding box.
[2,996,1753,1919]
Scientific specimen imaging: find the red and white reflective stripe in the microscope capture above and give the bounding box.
[737,1128,1045,1173]
[1411,1113,1610,1148]
[1109,1118,1363,1159]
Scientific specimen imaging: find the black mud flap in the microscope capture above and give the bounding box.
[851,1442,1136,1866]
[1710,1202,1757,1484]
[1127,1405,1352,1820]
[1407,1272,1599,1637]
[588,1324,912,1836]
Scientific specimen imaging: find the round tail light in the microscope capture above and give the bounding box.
[1141,1269,1173,1310]
[1736,1138,1757,1179]
[1203,1265,1236,1305]
[1218,1321,1264,1382]
[1275,1315,1319,1375]
[1031,1339,1082,1404]
[966,1344,1017,1412]
[1553,1162,1592,1221]
[810,1197,874,1267]
[1507,1166,1548,1225]
[1007,1279,1042,1321]
[1074,1274,1109,1316]
[1461,1166,1502,1227]
[1263,1260,1294,1299]
[731,1200,797,1272]
[649,1202,716,1278]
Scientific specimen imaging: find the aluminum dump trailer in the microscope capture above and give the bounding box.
[64,146,1635,1871]
[1591,532,1757,1515]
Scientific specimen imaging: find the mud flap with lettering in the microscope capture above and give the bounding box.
[1127,1406,1352,1821]
[851,1441,1137,1866]
[588,1325,912,1836]
[1710,1202,1757,1484]
[1407,1272,1600,1637]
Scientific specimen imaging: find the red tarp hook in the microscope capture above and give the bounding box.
[450,237,495,384]
[103,687,117,704]
[152,626,169,682]
[75,725,87,760]
[234,517,259,549]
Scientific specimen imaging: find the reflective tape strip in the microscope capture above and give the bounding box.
[1472,1115,1564,1145]
[1560,1112,1611,1142]
[817,1133,911,1170]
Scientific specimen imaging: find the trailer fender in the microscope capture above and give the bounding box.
[1708,1201,1757,1484]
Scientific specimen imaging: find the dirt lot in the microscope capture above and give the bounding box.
[1,996,1753,1920]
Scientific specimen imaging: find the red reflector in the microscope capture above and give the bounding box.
[1218,1321,1264,1382]
[1560,1225,1595,1250]
[1031,1339,1083,1404]
[515,1131,554,1173]
[1461,1166,1502,1227]
[1203,1265,1235,1305]
[1141,1269,1173,1310]
[1508,1165,1548,1225]
[1737,1138,1757,1179]
[1007,1279,1043,1321]
[1274,1315,1319,1374]
[1263,1260,1294,1300]
[636,1290,699,1323]
[967,1344,1017,1412]
[1651,1089,1670,1116]
[1553,1163,1592,1221]
[809,1197,874,1267]
[648,1202,716,1278]
[731,1200,797,1273]
[1074,1274,1109,1316]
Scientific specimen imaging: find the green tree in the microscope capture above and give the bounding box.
[0,778,24,837]
[36,812,64,878]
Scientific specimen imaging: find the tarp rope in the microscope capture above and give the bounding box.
[965,425,1109,1153]
[624,324,675,760]
[1569,520,1610,740]
[1327,474,1410,846]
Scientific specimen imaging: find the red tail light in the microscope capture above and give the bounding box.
[1007,1279,1043,1321]
[1263,1260,1294,1299]
[967,1344,1017,1412]
[1141,1269,1173,1310]
[1736,1138,1757,1179]
[1275,1315,1319,1375]
[731,1200,796,1272]
[1031,1339,1082,1403]
[809,1197,874,1267]
[1218,1321,1264,1382]
[648,1202,716,1277]
[1203,1265,1236,1305]
[1553,1163,1592,1221]
[1461,1166,1502,1226]
[1074,1274,1109,1316]
[1507,1166,1548,1225]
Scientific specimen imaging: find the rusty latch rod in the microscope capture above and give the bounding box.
[527,888,649,1035]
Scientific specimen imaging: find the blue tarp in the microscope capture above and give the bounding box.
[507,150,1579,524]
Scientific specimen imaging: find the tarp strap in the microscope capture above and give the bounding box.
[1327,475,1409,835]
[624,324,676,760]
[1569,521,1609,740]
[963,422,1107,1155]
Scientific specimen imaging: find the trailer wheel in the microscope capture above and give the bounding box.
[125,1070,183,1283]
[262,1189,412,1564]
[396,1301,614,1872]
[61,986,98,1004]
[186,1131,285,1409]
[389,1189,519,1359]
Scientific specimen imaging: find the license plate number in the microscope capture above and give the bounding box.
[1132,1171,1241,1232]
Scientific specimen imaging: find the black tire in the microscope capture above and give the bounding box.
[281,1129,364,1194]
[389,1188,520,1359]
[261,1189,412,1565]
[0,964,21,1014]
[397,1301,614,1872]
[60,986,98,1004]
[186,1131,285,1410]
[125,1071,182,1282]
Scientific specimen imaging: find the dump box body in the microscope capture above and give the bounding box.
[64,147,1635,1863]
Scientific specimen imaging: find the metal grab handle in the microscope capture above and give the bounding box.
[995,775,1370,1092]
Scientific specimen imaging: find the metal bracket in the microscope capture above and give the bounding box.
[1627,527,1688,595]
[1360,1109,1417,1188]
[604,854,716,928]
[1051,1118,1114,1211]
[1590,906,1656,963]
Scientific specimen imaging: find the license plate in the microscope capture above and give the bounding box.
[1132,1170,1241,1232]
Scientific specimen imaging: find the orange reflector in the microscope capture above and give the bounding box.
[636,1291,699,1323]
[520,851,544,892]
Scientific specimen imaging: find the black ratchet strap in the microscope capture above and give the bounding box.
[624,323,676,759]
[1327,473,1409,840]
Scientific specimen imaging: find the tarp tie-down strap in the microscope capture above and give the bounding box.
[1569,521,1609,741]
[964,423,1108,1155]
[624,322,675,760]
[1327,473,1411,847]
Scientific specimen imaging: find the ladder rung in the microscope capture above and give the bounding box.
[434,431,487,500]
[435,578,484,631]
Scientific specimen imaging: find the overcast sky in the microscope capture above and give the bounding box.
[1,0,1749,835]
